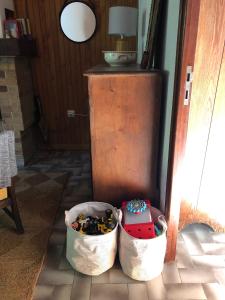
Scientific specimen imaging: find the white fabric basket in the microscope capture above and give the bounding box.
[65,202,118,276]
[117,206,167,281]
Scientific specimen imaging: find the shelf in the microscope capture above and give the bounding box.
[0,38,37,57]
[84,64,161,76]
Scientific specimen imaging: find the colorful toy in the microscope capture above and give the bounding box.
[122,199,156,239]
[126,199,147,214]
[70,209,116,235]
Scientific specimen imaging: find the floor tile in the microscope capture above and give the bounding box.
[165,283,207,299]
[182,232,204,255]
[109,268,138,284]
[53,211,67,230]
[58,255,73,270]
[15,181,31,193]
[213,268,225,284]
[162,262,181,284]
[43,244,64,268]
[91,283,128,300]
[202,283,225,300]
[26,151,225,300]
[25,173,50,185]
[92,271,110,284]
[71,272,91,300]
[33,285,54,299]
[211,233,225,243]
[194,228,214,243]
[191,255,225,268]
[201,243,225,255]
[179,268,217,283]
[37,268,74,285]
[175,241,194,268]
[128,284,148,300]
[146,274,167,299]
[182,223,213,234]
[48,229,66,246]
[50,284,72,300]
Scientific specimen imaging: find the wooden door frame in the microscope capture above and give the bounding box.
[165,0,201,261]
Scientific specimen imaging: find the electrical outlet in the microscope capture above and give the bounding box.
[67,110,75,118]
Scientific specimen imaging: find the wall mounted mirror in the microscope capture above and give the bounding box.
[59,1,96,43]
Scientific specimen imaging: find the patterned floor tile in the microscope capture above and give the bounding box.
[162,262,181,284]
[128,284,148,300]
[175,241,194,268]
[201,243,225,255]
[165,283,207,299]
[33,285,55,299]
[211,233,225,243]
[71,272,91,300]
[213,268,225,284]
[179,267,217,283]
[191,255,225,268]
[37,268,74,285]
[25,173,50,185]
[146,274,167,299]
[58,255,73,271]
[109,268,140,284]
[50,284,72,300]
[26,151,225,300]
[48,229,66,246]
[90,284,128,300]
[202,283,225,300]
[194,229,214,244]
[43,244,64,269]
[53,211,67,231]
[91,271,110,284]
[182,232,205,255]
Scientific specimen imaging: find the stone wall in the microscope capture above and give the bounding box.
[0,57,36,166]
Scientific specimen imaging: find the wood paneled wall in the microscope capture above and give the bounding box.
[14,0,137,149]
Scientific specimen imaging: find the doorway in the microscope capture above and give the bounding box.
[166,0,225,261]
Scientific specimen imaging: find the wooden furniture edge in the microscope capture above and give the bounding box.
[84,65,162,76]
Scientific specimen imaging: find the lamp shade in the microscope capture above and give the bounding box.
[108,6,138,37]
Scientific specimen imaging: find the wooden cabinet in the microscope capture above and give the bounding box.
[85,66,162,207]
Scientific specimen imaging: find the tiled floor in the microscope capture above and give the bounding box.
[25,151,225,300]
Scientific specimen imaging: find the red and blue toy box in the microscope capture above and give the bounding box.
[121,199,156,239]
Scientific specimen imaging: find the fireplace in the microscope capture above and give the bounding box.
[0,40,36,166]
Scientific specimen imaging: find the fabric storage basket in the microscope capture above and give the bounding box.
[118,206,167,281]
[65,202,118,276]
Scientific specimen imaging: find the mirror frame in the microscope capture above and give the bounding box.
[59,0,97,43]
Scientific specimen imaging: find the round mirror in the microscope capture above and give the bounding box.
[59,1,96,43]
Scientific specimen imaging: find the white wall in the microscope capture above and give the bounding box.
[0,0,15,37]
[137,0,180,211]
[137,0,152,63]
[159,0,180,212]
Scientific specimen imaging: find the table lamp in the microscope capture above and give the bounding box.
[103,6,138,66]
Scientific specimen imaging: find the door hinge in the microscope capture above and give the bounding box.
[184,66,193,106]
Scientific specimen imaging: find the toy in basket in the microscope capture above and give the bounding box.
[121,199,156,239]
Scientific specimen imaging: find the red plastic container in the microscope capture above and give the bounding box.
[122,200,156,239]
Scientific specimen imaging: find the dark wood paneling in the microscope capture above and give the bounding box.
[86,69,162,207]
[14,0,137,149]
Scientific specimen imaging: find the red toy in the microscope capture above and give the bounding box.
[122,199,156,239]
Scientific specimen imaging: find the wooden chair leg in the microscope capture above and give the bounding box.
[7,185,24,234]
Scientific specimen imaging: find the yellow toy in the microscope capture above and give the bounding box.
[0,188,7,201]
